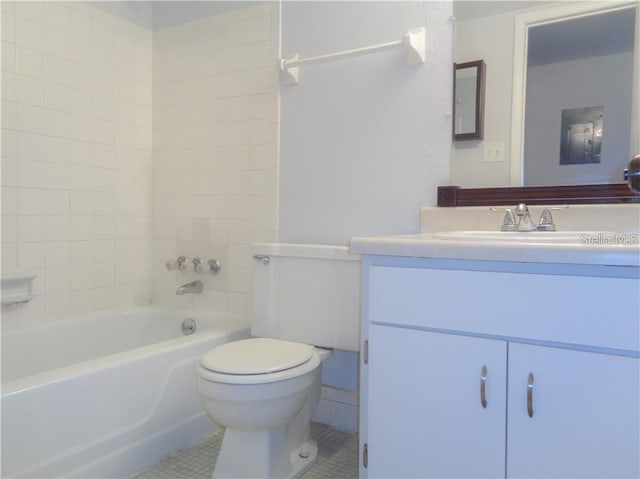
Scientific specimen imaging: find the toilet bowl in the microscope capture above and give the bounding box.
[196,243,361,479]
[197,338,328,479]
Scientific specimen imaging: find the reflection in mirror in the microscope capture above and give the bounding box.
[453,60,486,140]
[452,1,639,189]
[522,7,635,186]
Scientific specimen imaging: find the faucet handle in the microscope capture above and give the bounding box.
[207,258,221,275]
[192,257,205,273]
[537,206,568,231]
[165,259,178,271]
[490,207,516,231]
[176,256,191,271]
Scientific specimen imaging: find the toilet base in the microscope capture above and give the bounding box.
[212,426,318,479]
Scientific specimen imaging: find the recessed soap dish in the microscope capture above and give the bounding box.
[1,272,36,305]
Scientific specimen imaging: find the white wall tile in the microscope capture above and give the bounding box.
[16,131,44,162]
[43,108,69,138]
[46,190,70,215]
[3,42,17,73]
[45,136,69,163]
[70,240,93,265]
[15,17,44,51]
[2,12,16,43]
[45,267,70,294]
[45,292,71,319]
[69,167,93,192]
[15,2,42,24]
[2,130,18,162]
[43,3,69,32]
[17,241,45,271]
[0,71,16,101]
[17,188,45,215]
[45,161,70,189]
[3,3,152,326]
[67,8,92,41]
[70,216,93,241]
[43,27,69,58]
[16,73,43,106]
[2,187,18,215]
[17,215,45,242]
[151,3,277,319]
[45,216,70,241]
[43,55,68,84]
[2,215,18,244]
[16,103,44,133]
[44,82,70,112]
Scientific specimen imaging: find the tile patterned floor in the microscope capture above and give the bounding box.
[131,423,358,479]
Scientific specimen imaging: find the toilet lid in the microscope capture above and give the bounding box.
[201,338,314,375]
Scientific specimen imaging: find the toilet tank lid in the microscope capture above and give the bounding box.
[200,338,314,375]
[253,242,360,261]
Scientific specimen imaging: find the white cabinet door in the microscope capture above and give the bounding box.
[367,325,507,479]
[507,343,640,479]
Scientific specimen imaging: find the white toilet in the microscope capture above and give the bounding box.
[196,243,360,479]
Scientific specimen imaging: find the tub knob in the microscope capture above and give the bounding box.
[165,259,178,271]
[192,257,205,273]
[208,259,221,275]
[176,256,191,271]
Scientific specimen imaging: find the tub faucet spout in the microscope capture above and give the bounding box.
[176,280,203,295]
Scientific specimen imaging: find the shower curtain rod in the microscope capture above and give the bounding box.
[279,27,426,85]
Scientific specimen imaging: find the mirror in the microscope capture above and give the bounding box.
[452,1,639,188]
[453,60,486,140]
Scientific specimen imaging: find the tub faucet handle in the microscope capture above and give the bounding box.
[208,259,221,274]
[176,256,191,271]
[192,257,205,273]
[165,259,178,271]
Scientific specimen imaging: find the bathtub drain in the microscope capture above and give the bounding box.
[181,318,197,335]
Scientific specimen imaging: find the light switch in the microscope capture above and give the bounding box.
[484,141,505,162]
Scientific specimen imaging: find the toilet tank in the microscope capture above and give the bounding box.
[251,243,361,352]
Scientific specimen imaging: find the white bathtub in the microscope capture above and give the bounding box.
[1,307,250,478]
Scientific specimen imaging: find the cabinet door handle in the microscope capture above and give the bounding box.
[527,372,535,418]
[480,365,488,408]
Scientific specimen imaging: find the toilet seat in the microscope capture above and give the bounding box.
[198,338,320,385]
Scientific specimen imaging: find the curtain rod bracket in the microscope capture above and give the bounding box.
[280,55,300,85]
[404,27,426,66]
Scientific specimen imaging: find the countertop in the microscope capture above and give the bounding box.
[349,232,640,267]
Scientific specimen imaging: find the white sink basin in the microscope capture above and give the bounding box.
[432,230,621,244]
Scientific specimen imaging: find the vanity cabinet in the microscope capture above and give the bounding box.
[359,258,640,479]
[367,326,507,478]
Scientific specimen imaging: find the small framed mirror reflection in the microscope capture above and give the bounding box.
[453,60,486,140]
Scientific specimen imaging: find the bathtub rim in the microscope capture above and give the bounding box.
[2,307,249,396]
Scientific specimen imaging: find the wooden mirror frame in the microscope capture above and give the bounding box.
[453,60,486,141]
[437,183,639,207]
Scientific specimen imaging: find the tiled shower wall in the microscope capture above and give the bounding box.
[1,2,153,326]
[1,2,279,325]
[150,3,279,316]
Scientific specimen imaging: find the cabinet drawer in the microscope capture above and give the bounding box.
[368,266,639,352]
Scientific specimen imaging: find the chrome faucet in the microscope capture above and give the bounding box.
[176,280,203,295]
[491,203,568,231]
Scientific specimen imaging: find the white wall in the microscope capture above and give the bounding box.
[279,1,453,245]
[452,8,518,187]
[150,3,279,317]
[1,2,153,327]
[277,1,453,429]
